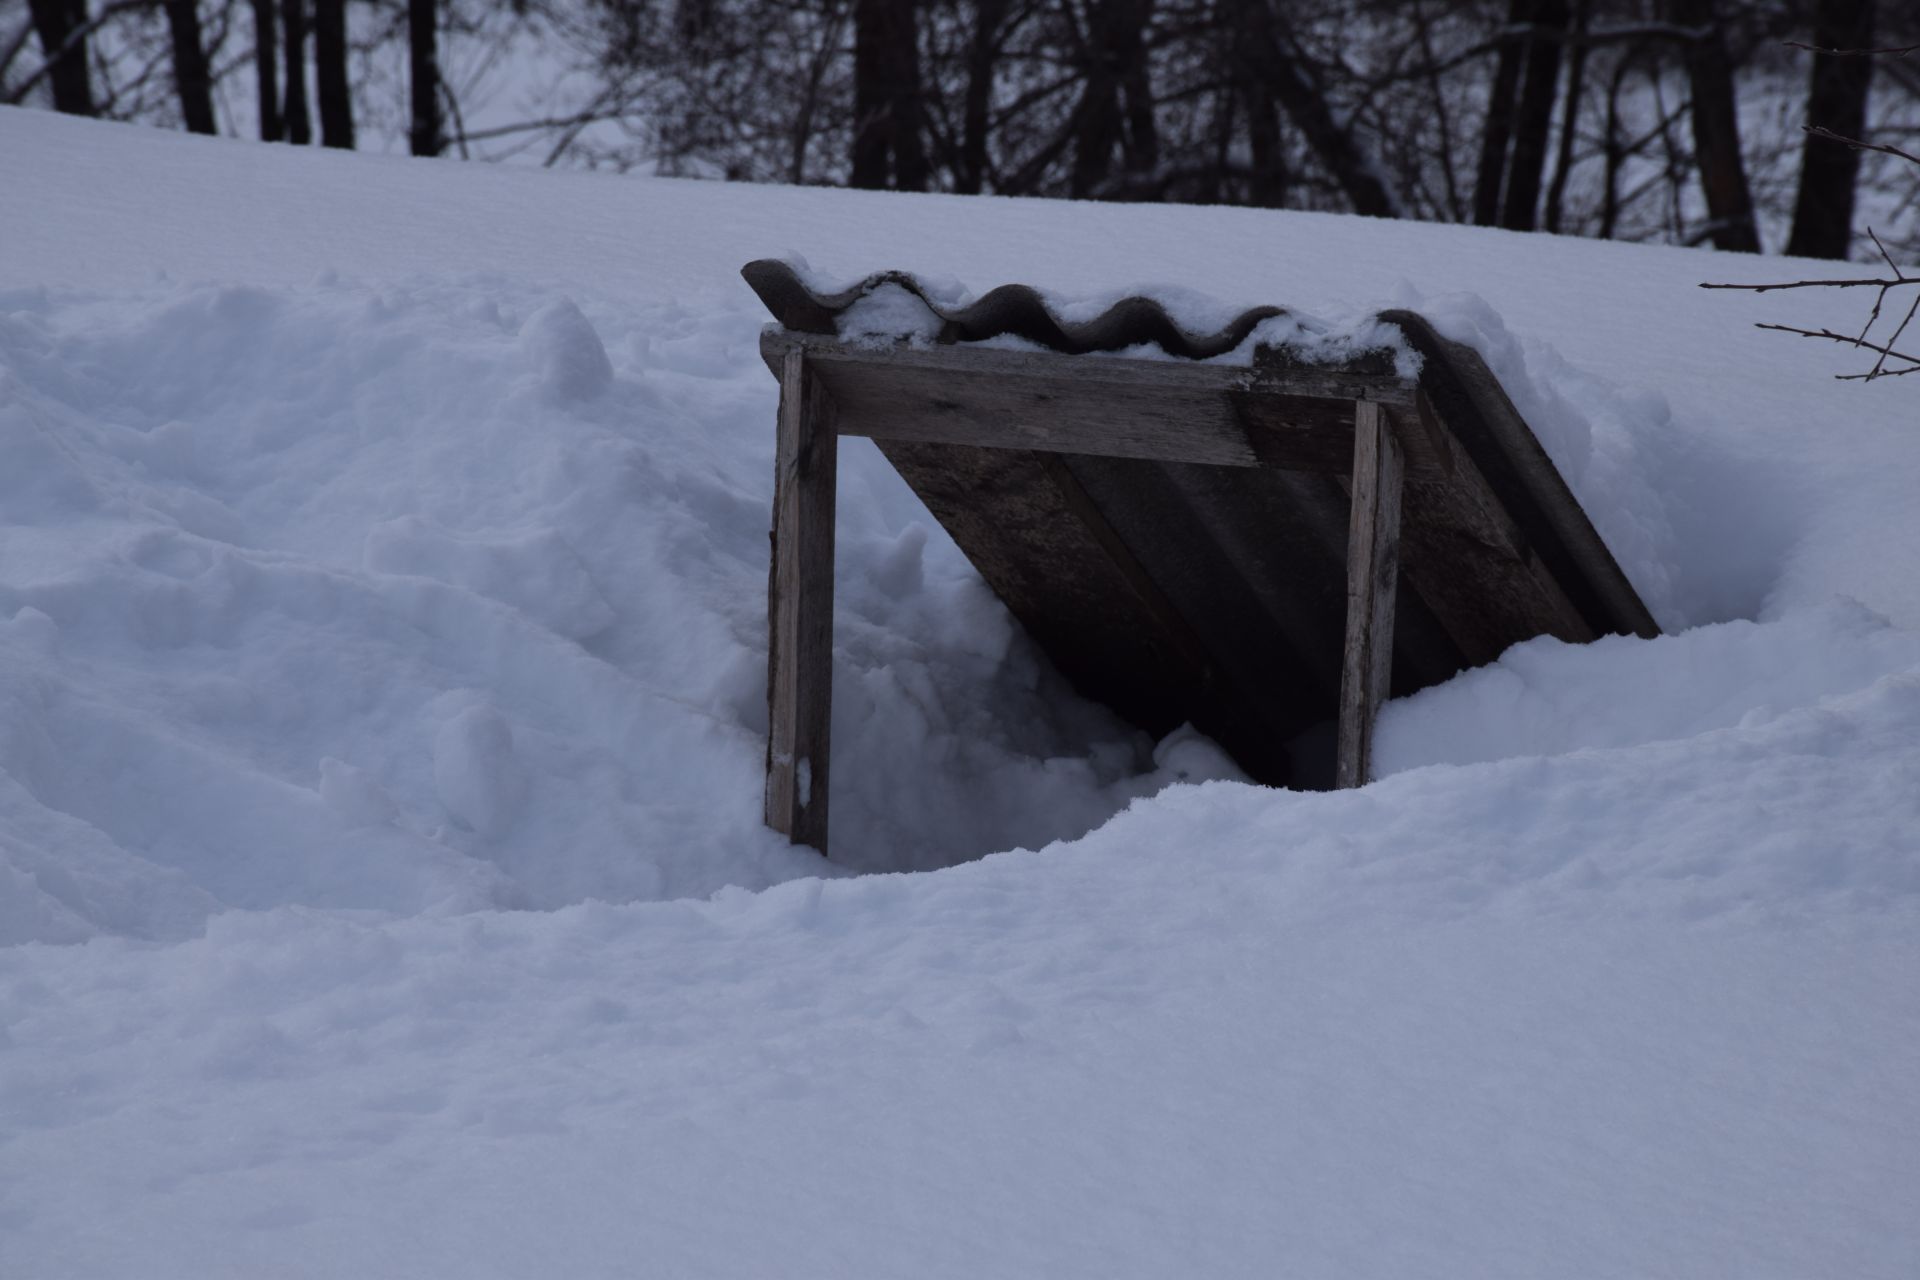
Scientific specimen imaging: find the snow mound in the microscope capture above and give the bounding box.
[3,666,1916,1277]
[517,295,614,401]
[0,274,1241,941]
[1378,597,1920,774]
[364,515,616,641]
[0,161,1915,940]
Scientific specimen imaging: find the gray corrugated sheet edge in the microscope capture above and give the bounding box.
[741,258,1289,360]
[741,258,1657,643]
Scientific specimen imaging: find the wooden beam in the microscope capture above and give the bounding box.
[761,329,1419,407]
[1335,400,1403,789]
[765,348,838,854]
[759,330,1448,478]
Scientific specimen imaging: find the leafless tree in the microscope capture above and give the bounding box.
[1675,0,1761,250]
[409,0,440,154]
[1704,37,1920,379]
[282,0,311,142]
[313,0,351,146]
[248,0,281,139]
[3,0,1915,275]
[1703,227,1919,378]
[1785,2,1878,258]
[851,0,926,189]
[21,0,98,114]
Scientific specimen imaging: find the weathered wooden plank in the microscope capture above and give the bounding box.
[1378,311,1657,640]
[1057,455,1344,786]
[873,440,1201,739]
[759,329,1449,478]
[761,328,1420,405]
[1395,437,1595,667]
[1336,400,1403,789]
[826,357,1265,467]
[1040,455,1220,677]
[765,348,838,854]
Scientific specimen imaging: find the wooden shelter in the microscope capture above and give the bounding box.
[743,260,1657,858]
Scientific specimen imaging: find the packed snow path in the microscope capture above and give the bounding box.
[1,112,1917,1276]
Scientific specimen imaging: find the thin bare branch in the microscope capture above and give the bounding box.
[1836,366,1920,380]
[457,108,627,146]
[1870,292,1920,379]
[1803,125,1920,168]
[1783,41,1918,59]
[1364,22,1709,92]
[1867,227,1902,278]
[1754,323,1920,379]
[1699,276,1909,293]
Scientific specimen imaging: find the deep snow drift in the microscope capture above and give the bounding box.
[1,111,1917,1278]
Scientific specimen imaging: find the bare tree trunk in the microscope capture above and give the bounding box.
[313,0,352,147]
[788,6,846,184]
[1117,0,1158,178]
[1501,0,1566,231]
[409,0,440,156]
[1473,0,1531,226]
[1069,4,1121,196]
[1674,0,1760,251]
[250,0,281,140]
[25,0,95,115]
[1786,0,1876,259]
[1066,0,1158,198]
[1242,63,1283,207]
[1197,78,1232,203]
[851,0,889,187]
[851,0,925,190]
[1413,0,1465,221]
[958,0,1007,194]
[1543,0,1589,233]
[281,0,310,144]
[892,4,928,190]
[161,0,216,133]
[1242,0,1398,217]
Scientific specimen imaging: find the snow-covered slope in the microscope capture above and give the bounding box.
[1,111,1917,1277]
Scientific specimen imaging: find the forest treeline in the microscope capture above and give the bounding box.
[5,0,1916,260]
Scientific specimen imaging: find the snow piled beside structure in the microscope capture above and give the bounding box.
[0,113,1917,1277]
[0,235,1235,934]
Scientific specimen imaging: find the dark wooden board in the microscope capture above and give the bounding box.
[765,350,837,851]
[1336,402,1403,789]
[762,331,1454,480]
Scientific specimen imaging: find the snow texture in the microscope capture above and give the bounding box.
[0,112,1917,1278]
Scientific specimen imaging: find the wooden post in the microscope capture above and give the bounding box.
[766,348,838,853]
[1335,399,1402,789]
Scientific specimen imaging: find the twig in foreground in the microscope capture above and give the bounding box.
[1803,125,1920,168]
[1783,41,1918,59]
[1754,322,1920,380]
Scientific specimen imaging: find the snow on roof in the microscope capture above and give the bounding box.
[745,256,1297,359]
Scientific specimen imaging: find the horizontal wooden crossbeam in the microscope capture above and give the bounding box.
[761,330,1452,480]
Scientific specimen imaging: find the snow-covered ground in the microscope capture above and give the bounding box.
[1,110,1916,1277]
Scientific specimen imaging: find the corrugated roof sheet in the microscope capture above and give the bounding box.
[742,258,1288,359]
